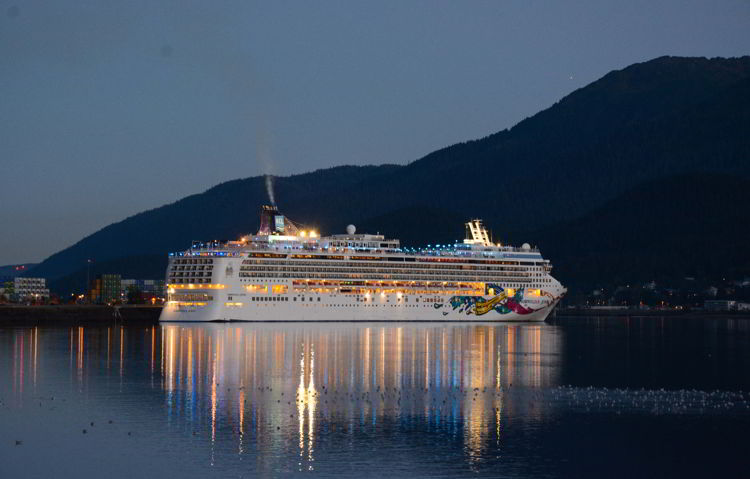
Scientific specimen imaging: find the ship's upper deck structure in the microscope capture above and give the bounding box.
[175,206,542,260]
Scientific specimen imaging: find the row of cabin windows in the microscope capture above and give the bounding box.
[169,272,210,278]
[241,260,537,271]
[239,272,540,282]
[239,265,534,274]
[172,265,213,271]
[173,258,214,265]
[240,267,536,277]
[250,296,419,304]
[169,293,213,301]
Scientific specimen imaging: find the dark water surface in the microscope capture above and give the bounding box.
[1,317,748,478]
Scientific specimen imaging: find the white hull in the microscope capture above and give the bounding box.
[159,292,560,323]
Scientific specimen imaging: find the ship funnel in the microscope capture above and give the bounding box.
[257,205,300,236]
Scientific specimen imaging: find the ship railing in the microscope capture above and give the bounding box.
[185,242,540,256]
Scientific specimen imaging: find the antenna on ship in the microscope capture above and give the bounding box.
[464,219,493,247]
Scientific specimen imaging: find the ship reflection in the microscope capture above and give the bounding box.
[1,322,561,471]
[161,323,561,468]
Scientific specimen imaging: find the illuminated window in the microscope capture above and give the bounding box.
[272,284,288,294]
[246,284,268,293]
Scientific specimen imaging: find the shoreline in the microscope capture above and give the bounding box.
[553,308,750,320]
[1,304,750,325]
[0,304,161,326]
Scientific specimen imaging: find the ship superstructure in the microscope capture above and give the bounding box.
[159,206,566,322]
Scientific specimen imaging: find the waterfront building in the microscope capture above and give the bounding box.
[121,279,166,303]
[0,276,11,298]
[89,274,122,304]
[13,277,50,301]
[120,279,166,295]
[704,300,737,311]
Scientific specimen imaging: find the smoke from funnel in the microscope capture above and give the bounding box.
[265,175,276,206]
[257,125,276,206]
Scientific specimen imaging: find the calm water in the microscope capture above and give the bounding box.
[1,317,749,478]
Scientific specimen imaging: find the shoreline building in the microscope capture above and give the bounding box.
[89,274,121,304]
[121,279,166,303]
[13,277,50,302]
[704,300,750,311]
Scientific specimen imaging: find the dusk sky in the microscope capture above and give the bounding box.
[2,1,748,265]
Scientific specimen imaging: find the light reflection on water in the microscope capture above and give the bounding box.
[1,319,748,478]
[157,323,559,471]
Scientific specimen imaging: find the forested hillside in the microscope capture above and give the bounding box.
[24,56,749,294]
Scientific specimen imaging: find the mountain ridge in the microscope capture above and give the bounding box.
[24,55,750,294]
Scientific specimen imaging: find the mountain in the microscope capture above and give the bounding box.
[515,173,750,294]
[25,56,750,294]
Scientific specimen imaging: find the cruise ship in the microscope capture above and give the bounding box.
[159,206,566,322]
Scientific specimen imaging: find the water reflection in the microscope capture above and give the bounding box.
[155,323,560,469]
[2,319,749,477]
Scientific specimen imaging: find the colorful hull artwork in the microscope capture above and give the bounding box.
[440,285,550,316]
